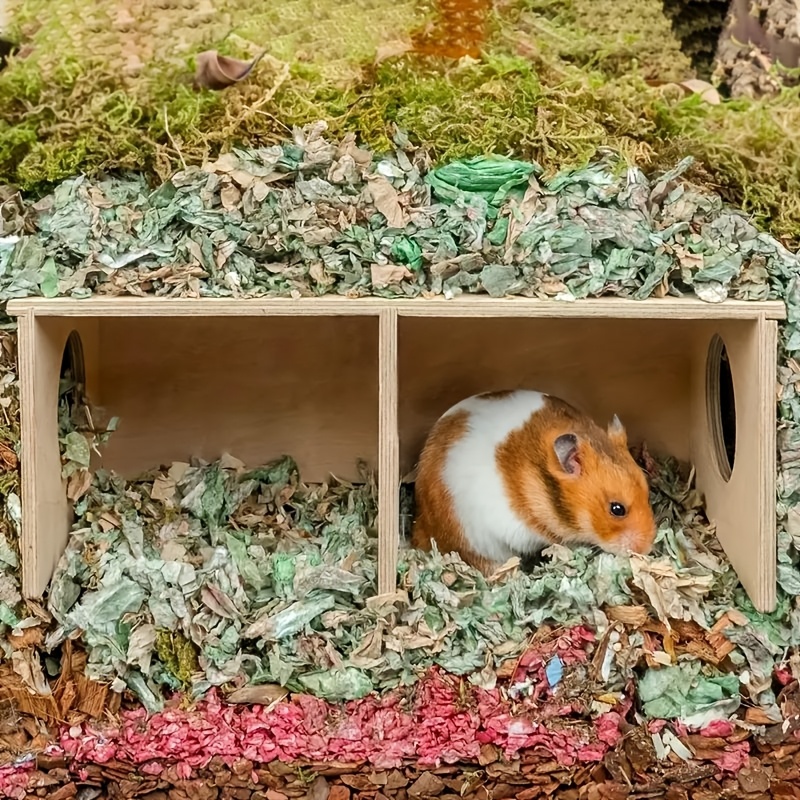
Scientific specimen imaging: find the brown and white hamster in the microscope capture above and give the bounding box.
[411,389,657,574]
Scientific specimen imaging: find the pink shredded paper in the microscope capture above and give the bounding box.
[0,627,752,797]
[54,629,620,776]
[0,761,34,800]
[59,668,621,772]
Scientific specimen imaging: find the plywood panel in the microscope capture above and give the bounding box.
[20,316,100,598]
[9,296,782,614]
[378,309,400,596]
[7,296,787,320]
[394,296,786,320]
[95,316,378,482]
[691,317,777,612]
[398,317,699,475]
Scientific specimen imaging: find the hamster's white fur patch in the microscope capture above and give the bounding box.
[441,390,550,563]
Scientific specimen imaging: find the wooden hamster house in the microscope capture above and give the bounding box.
[8,295,784,612]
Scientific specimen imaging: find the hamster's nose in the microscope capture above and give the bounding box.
[628,527,655,556]
[633,539,654,556]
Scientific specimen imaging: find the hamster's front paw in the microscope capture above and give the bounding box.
[519,550,547,573]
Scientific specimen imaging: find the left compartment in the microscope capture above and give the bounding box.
[10,300,382,598]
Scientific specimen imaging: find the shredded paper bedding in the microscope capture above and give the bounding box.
[2,124,800,784]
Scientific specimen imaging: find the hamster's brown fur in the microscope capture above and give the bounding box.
[411,407,498,572]
[412,391,656,573]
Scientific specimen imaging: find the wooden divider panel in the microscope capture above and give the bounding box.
[378,309,400,597]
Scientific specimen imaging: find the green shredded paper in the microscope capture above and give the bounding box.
[1,124,792,305]
[1,125,800,724]
[39,450,794,715]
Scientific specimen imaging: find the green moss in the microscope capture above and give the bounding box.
[329,22,800,241]
[648,90,800,239]
[515,0,693,80]
[335,54,650,165]
[227,0,432,82]
[0,56,222,186]
[1,0,799,244]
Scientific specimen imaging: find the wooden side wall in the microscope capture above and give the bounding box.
[690,316,777,612]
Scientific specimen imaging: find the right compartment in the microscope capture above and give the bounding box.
[397,312,777,612]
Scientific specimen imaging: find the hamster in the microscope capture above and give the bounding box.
[411,389,657,574]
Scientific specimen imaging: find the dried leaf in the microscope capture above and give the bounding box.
[645,79,722,105]
[366,175,408,228]
[226,684,289,706]
[679,79,722,105]
[193,50,265,90]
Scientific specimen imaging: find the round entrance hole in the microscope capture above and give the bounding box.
[59,331,86,428]
[706,334,736,482]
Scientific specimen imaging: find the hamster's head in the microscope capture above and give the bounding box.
[549,415,656,556]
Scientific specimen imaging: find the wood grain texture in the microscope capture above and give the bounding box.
[691,316,777,612]
[19,316,100,597]
[17,310,39,597]
[398,317,699,474]
[7,297,782,611]
[7,296,787,320]
[378,308,400,596]
[759,317,778,611]
[96,316,379,481]
[17,314,378,597]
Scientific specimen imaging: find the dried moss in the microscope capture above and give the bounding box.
[649,91,800,242]
[155,630,200,688]
[519,0,693,80]
[1,0,800,244]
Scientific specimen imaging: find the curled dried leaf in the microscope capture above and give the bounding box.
[645,78,722,105]
[0,441,18,470]
[679,79,722,106]
[193,50,265,91]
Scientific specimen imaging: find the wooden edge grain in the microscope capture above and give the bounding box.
[5,295,787,320]
[759,315,778,613]
[395,296,788,320]
[6,297,384,317]
[377,308,400,597]
[16,310,38,598]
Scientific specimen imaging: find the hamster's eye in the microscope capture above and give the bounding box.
[609,502,626,517]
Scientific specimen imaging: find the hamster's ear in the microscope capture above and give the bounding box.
[608,414,627,447]
[554,433,581,476]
